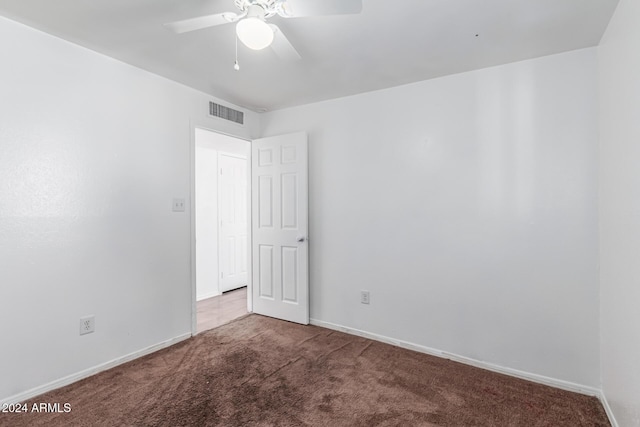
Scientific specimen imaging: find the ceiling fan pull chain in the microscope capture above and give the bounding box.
[234,34,240,71]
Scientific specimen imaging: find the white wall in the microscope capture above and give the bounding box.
[261,48,600,388]
[195,129,249,300]
[0,16,258,402]
[0,7,613,407]
[598,0,640,424]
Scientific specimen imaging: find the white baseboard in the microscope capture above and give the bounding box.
[310,318,601,397]
[3,320,616,427]
[1,333,192,406]
[598,391,619,427]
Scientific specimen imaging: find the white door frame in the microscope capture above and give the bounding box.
[190,122,253,336]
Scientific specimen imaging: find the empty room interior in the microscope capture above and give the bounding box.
[0,0,639,425]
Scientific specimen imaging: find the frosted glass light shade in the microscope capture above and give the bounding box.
[236,18,274,50]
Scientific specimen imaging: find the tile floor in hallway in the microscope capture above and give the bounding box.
[196,286,248,333]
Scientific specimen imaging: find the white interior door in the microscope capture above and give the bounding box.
[218,153,248,293]
[251,132,309,324]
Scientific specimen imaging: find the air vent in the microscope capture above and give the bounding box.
[209,102,244,125]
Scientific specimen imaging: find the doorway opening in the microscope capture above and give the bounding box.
[194,127,250,334]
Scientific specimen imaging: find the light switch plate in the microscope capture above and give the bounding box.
[172,198,186,212]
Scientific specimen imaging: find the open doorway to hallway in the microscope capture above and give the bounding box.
[194,127,250,333]
[196,287,247,333]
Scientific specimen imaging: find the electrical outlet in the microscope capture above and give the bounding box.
[172,198,186,212]
[360,290,370,305]
[79,316,95,335]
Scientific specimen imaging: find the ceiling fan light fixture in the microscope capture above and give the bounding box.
[236,5,274,50]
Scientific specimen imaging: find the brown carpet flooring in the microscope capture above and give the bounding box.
[0,314,609,426]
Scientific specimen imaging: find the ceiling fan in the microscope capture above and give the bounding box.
[164,0,363,62]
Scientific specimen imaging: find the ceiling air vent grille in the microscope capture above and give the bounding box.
[209,102,244,125]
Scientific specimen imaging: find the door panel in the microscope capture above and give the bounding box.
[281,246,298,303]
[258,176,274,228]
[281,173,298,229]
[259,245,274,298]
[251,132,309,324]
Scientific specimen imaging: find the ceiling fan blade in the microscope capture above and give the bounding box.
[269,25,302,61]
[163,12,240,34]
[278,0,362,18]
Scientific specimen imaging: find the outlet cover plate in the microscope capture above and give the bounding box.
[80,315,95,335]
[361,291,370,305]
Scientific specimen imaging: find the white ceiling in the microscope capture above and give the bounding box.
[0,0,618,112]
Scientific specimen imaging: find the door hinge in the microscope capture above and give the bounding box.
[221,272,224,278]
[220,168,223,175]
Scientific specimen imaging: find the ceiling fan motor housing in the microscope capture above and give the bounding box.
[234,0,283,18]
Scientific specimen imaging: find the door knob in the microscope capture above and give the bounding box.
[297,236,306,243]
